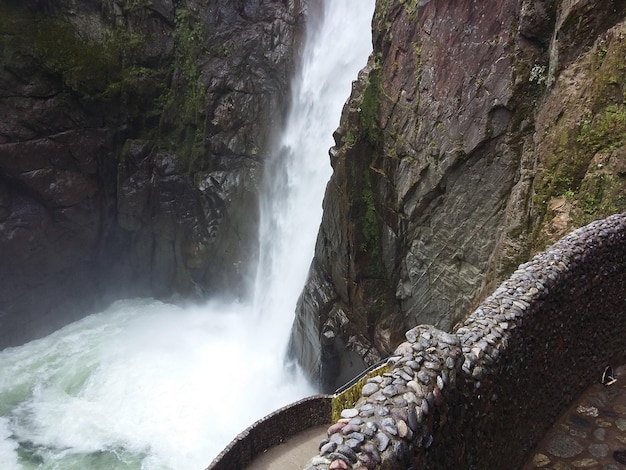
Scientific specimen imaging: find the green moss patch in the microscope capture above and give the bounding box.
[359,64,382,145]
[577,104,626,153]
[530,28,626,252]
[331,363,393,422]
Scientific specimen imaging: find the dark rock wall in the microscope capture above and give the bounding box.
[0,0,305,347]
[290,0,626,390]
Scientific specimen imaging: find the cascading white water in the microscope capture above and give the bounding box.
[253,0,375,339]
[0,1,374,469]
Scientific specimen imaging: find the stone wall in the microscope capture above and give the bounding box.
[297,212,626,469]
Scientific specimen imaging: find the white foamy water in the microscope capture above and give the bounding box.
[0,1,374,469]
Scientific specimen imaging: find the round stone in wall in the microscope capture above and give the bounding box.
[362,382,379,396]
[341,408,359,419]
[546,434,584,458]
[532,453,550,467]
[589,443,609,459]
[593,428,607,441]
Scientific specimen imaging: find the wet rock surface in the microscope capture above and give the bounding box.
[0,0,305,347]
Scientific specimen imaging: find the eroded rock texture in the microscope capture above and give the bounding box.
[290,0,626,390]
[0,0,305,347]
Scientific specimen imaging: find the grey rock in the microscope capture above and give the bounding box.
[546,433,584,458]
[589,443,609,458]
[345,438,362,451]
[393,397,408,408]
[336,444,358,463]
[407,406,420,431]
[394,440,408,461]
[376,432,390,452]
[320,441,337,456]
[417,371,431,385]
[396,369,413,381]
[328,452,351,465]
[593,428,607,441]
[362,382,379,397]
[381,417,398,436]
[406,360,421,371]
[383,384,400,397]
[347,432,365,443]
[420,433,434,448]
[363,422,378,438]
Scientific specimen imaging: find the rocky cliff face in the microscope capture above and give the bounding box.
[290,0,626,390]
[0,0,305,347]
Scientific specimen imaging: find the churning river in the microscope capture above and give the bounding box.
[0,1,374,468]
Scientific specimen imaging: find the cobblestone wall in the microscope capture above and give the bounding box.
[301,213,626,469]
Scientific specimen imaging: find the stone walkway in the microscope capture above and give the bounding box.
[245,425,328,470]
[522,365,626,469]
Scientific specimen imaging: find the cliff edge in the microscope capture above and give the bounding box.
[290,0,626,390]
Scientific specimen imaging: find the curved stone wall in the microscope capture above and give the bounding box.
[207,394,332,470]
[300,213,626,469]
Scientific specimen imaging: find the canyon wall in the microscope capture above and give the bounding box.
[290,0,626,390]
[0,0,305,347]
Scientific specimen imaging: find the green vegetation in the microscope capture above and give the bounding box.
[529,64,547,85]
[157,6,209,170]
[344,131,358,148]
[359,65,382,145]
[356,165,387,280]
[0,3,118,97]
[400,0,419,20]
[576,104,626,153]
[373,0,393,32]
[531,26,626,250]
[331,363,393,422]
[412,41,423,92]
[0,1,215,172]
[361,176,380,258]
[532,99,626,251]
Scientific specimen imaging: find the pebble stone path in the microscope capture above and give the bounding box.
[522,365,626,470]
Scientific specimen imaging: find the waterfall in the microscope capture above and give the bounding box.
[0,1,374,469]
[253,0,375,347]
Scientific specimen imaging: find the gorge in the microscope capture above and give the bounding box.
[2,0,626,469]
